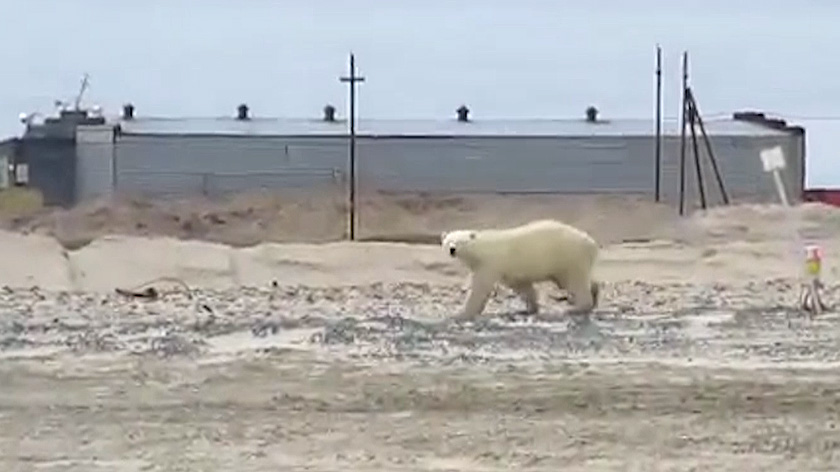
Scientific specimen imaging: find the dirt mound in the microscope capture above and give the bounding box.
[686,201,840,242]
[0,190,347,249]
[8,188,840,251]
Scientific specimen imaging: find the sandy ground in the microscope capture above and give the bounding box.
[2,192,840,471]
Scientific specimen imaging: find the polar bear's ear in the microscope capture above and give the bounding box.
[440,231,448,243]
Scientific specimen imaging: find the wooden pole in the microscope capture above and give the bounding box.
[688,94,707,209]
[340,53,365,240]
[678,51,688,216]
[687,90,730,205]
[654,45,663,202]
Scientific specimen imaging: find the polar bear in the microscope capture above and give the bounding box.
[441,219,600,322]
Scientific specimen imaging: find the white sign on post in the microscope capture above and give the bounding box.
[760,145,825,317]
[759,145,789,207]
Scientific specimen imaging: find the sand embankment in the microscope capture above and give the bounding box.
[0,194,838,291]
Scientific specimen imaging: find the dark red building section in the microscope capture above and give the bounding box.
[803,188,840,207]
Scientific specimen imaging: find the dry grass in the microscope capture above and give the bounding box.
[0,188,687,249]
[0,187,44,218]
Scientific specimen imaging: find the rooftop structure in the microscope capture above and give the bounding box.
[113,114,796,138]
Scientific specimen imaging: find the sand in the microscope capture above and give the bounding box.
[1,192,840,471]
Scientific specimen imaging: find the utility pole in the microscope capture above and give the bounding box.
[654,45,662,202]
[678,51,688,216]
[340,53,365,240]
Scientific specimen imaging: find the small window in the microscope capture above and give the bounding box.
[0,155,8,189]
[14,163,29,185]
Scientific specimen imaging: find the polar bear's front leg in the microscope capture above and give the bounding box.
[456,272,496,321]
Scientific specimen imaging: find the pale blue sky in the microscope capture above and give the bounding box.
[2,0,836,185]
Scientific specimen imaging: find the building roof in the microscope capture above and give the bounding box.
[114,115,795,138]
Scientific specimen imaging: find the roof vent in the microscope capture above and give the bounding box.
[585,106,599,123]
[323,104,336,122]
[236,103,250,121]
[456,105,470,122]
[122,103,135,120]
[732,111,765,122]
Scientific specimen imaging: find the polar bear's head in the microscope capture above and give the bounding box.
[441,229,477,258]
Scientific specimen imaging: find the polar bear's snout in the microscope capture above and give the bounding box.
[442,230,476,258]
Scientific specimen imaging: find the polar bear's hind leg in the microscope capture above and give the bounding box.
[507,281,539,315]
[565,278,596,320]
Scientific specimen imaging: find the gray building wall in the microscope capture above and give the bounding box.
[356,137,648,193]
[4,110,110,207]
[356,133,803,203]
[73,126,804,207]
[109,135,346,197]
[16,138,77,207]
[76,125,115,201]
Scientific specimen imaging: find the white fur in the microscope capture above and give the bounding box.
[441,219,599,321]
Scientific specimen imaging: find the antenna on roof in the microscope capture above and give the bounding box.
[73,73,90,111]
